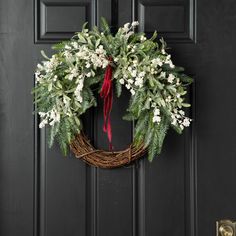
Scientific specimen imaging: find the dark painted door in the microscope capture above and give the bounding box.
[1,0,236,236]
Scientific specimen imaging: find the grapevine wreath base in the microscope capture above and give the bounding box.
[70,133,147,168]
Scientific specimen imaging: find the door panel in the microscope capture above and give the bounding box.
[35,0,93,43]
[1,0,236,236]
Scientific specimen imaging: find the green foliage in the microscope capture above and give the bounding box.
[147,116,169,161]
[115,79,122,97]
[100,17,110,34]
[48,121,60,148]
[125,90,146,119]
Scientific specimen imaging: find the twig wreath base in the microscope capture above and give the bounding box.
[70,133,147,168]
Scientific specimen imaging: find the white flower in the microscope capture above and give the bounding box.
[131,70,137,77]
[176,114,181,119]
[124,31,134,39]
[124,23,130,28]
[126,84,131,90]
[77,82,84,91]
[86,63,91,68]
[150,68,155,74]
[161,49,166,54]
[131,21,139,27]
[130,89,135,95]
[128,66,132,72]
[160,71,166,78]
[140,35,146,41]
[183,118,190,127]
[165,56,175,68]
[169,61,175,68]
[139,71,145,77]
[128,79,134,84]
[153,115,161,123]
[95,45,106,54]
[74,79,84,102]
[52,75,57,82]
[123,23,130,31]
[154,108,160,116]
[119,79,125,84]
[171,119,177,125]
[165,96,172,103]
[63,96,70,107]
[39,112,45,117]
[37,64,43,70]
[167,74,175,83]
[179,110,185,116]
[35,72,43,83]
[49,109,60,126]
[151,58,163,67]
[71,42,78,48]
[151,102,156,108]
[102,60,109,68]
[65,45,71,50]
[86,72,91,77]
[176,78,180,86]
[67,67,78,80]
[77,94,83,103]
[114,57,119,62]
[39,108,61,128]
[39,119,48,128]
[134,77,143,87]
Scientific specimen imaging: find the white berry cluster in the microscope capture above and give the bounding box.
[119,21,139,40]
[35,31,109,128]
[62,43,109,103]
[171,109,191,130]
[112,22,191,127]
[152,108,161,123]
[35,54,60,83]
[38,108,60,128]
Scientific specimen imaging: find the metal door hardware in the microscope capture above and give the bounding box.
[216,220,236,236]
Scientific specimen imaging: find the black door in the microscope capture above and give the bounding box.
[1,0,236,235]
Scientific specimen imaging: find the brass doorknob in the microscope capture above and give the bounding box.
[219,224,234,236]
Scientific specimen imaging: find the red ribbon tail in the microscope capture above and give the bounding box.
[100,59,113,150]
[107,116,112,150]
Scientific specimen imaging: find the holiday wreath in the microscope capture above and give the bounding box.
[33,18,193,168]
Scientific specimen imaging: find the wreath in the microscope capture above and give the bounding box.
[33,18,193,168]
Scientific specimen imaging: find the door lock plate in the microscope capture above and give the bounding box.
[216,220,236,236]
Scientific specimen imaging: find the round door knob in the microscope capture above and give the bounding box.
[219,224,234,236]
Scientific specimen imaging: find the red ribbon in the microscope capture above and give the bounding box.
[100,57,113,150]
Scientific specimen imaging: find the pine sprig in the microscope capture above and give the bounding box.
[148,116,169,161]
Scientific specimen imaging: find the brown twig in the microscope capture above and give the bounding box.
[70,133,147,168]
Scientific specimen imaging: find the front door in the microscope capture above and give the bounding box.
[1,0,236,236]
